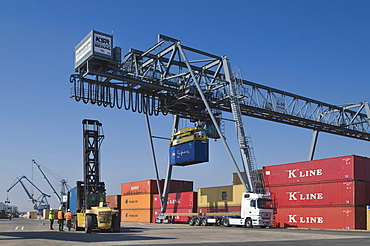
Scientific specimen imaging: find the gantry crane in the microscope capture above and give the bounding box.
[7,175,50,214]
[32,159,71,209]
[69,30,370,218]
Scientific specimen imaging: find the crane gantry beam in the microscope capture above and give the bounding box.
[70,34,370,142]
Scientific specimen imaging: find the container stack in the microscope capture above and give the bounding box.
[106,195,122,210]
[263,155,369,230]
[197,184,245,213]
[152,191,197,223]
[120,179,194,223]
[106,195,121,218]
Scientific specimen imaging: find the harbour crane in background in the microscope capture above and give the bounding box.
[7,175,50,214]
[32,159,71,209]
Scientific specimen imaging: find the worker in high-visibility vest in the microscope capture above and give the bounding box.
[57,208,64,231]
[64,209,73,231]
[48,208,55,230]
[8,213,12,220]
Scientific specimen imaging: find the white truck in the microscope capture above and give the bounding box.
[186,192,273,228]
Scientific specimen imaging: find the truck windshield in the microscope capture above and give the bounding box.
[257,198,273,209]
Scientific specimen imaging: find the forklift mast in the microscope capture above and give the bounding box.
[77,119,106,212]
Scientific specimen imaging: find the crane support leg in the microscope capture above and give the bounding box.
[308,130,319,161]
[177,44,250,192]
[145,114,163,209]
[157,115,179,222]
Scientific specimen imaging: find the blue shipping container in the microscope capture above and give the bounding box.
[170,141,209,166]
[69,186,77,214]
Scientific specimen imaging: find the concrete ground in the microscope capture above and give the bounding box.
[0,218,370,245]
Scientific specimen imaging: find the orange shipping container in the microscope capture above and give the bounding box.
[121,209,152,223]
[121,194,152,209]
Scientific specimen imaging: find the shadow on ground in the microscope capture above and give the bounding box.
[0,226,174,243]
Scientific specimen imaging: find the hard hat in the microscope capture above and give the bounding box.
[59,207,62,210]
[50,208,53,211]
[67,209,70,212]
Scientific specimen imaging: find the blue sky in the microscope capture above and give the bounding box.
[1,0,370,211]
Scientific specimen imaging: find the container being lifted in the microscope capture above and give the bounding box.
[169,127,209,166]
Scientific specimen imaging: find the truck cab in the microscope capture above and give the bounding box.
[219,192,273,228]
[240,192,274,228]
[188,192,274,228]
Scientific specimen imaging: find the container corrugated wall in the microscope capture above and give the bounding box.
[197,184,245,208]
[263,155,368,187]
[121,194,152,210]
[263,155,370,230]
[152,192,197,209]
[120,209,152,223]
[274,206,366,230]
[121,179,193,195]
[120,180,196,223]
[106,195,121,210]
[266,181,368,207]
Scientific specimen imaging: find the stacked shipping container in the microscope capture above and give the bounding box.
[263,155,369,230]
[197,184,245,213]
[152,192,197,223]
[120,179,196,223]
[106,195,122,220]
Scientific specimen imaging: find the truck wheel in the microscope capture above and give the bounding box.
[245,218,252,228]
[194,217,201,226]
[201,218,208,226]
[85,215,93,233]
[188,217,195,226]
[222,217,230,227]
[112,215,120,232]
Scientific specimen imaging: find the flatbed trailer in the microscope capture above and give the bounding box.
[157,193,274,228]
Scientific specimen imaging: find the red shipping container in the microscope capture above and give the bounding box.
[152,208,196,223]
[197,206,241,213]
[263,155,368,187]
[106,195,121,210]
[274,206,366,230]
[152,192,197,209]
[121,179,193,195]
[266,181,367,207]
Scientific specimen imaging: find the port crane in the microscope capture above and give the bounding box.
[32,159,71,208]
[7,175,51,214]
[69,31,370,218]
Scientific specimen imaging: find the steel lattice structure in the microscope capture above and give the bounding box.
[70,33,370,195]
[71,34,370,141]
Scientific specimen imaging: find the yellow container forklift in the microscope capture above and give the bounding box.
[70,119,120,233]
